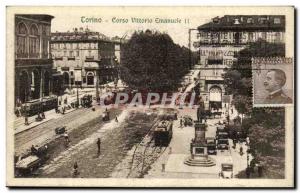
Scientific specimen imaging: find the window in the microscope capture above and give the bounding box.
[29,25,40,58]
[64,51,67,56]
[259,17,267,24]
[42,29,48,58]
[69,51,73,57]
[16,22,28,58]
[248,32,254,42]
[261,32,267,40]
[76,50,79,57]
[63,43,66,49]
[275,32,281,43]
[247,18,254,24]
[88,50,92,57]
[274,18,281,24]
[223,32,228,39]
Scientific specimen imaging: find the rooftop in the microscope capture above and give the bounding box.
[15,14,54,22]
[198,15,285,32]
[51,27,113,42]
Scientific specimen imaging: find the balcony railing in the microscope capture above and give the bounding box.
[86,56,94,60]
[55,57,63,60]
[68,56,76,60]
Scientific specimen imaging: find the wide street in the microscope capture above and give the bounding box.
[14,68,250,179]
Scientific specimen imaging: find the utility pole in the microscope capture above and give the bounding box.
[188,28,199,70]
[96,76,100,103]
[76,82,79,108]
[188,29,192,70]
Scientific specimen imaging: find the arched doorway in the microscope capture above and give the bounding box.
[19,71,29,102]
[43,71,50,96]
[63,72,70,88]
[31,69,40,100]
[209,86,222,110]
[86,72,94,86]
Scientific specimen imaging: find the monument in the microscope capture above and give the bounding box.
[184,98,216,167]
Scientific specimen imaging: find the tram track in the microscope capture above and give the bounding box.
[126,117,168,178]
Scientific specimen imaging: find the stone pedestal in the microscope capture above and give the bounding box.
[184,122,216,167]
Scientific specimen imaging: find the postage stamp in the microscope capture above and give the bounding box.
[6,6,295,188]
[252,57,294,107]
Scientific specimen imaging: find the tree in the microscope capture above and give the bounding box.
[120,30,190,92]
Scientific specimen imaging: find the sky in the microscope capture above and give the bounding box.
[9,6,294,54]
[47,7,213,49]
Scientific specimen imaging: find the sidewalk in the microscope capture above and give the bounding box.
[14,88,97,134]
[14,107,78,134]
[14,83,126,134]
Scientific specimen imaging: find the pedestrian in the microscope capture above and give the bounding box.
[41,112,45,119]
[239,146,243,156]
[31,145,38,155]
[246,167,251,178]
[55,105,59,113]
[24,116,29,125]
[257,164,263,177]
[73,162,79,177]
[180,117,183,128]
[231,108,233,114]
[64,131,70,144]
[97,138,101,155]
[115,116,118,122]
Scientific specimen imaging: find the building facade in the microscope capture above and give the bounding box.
[196,15,285,109]
[15,14,54,104]
[51,28,119,89]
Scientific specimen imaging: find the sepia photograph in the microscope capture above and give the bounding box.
[6,6,295,188]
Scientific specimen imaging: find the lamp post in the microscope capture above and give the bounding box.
[24,87,29,125]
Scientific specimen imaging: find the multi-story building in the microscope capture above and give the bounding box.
[15,14,54,104]
[51,27,119,89]
[196,15,285,109]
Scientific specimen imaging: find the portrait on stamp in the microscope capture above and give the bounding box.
[252,58,293,106]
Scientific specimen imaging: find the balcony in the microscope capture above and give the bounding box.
[15,58,53,67]
[68,56,76,60]
[85,56,100,62]
[207,57,223,65]
[55,56,63,60]
[86,56,94,60]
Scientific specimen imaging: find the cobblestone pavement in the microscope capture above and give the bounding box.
[35,109,159,178]
[15,105,108,156]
